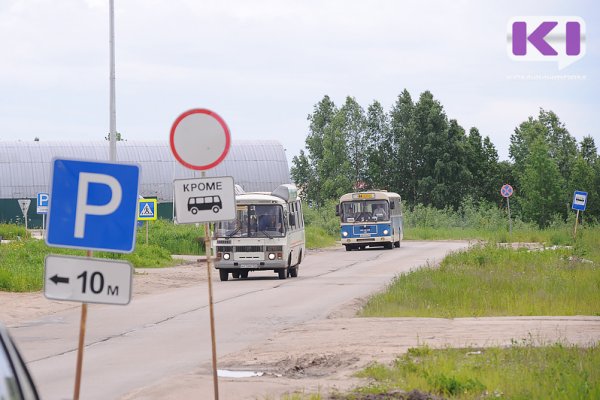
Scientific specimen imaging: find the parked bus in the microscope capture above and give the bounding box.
[336,191,403,251]
[213,184,305,281]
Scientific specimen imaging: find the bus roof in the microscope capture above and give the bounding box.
[234,184,298,204]
[339,191,401,202]
[235,193,287,205]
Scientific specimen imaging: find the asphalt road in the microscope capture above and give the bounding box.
[12,240,469,400]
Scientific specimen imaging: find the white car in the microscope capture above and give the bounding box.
[0,322,39,399]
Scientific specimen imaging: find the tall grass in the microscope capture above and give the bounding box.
[361,234,600,318]
[303,200,340,238]
[138,219,206,255]
[0,238,176,292]
[354,343,600,400]
[0,223,28,240]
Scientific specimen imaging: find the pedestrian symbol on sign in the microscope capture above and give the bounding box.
[140,204,153,216]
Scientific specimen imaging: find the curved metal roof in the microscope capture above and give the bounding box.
[0,140,290,201]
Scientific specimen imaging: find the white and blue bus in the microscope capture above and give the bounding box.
[213,184,305,281]
[336,191,403,251]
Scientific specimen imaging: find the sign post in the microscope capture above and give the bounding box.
[17,199,31,232]
[138,198,158,245]
[37,193,49,238]
[571,190,588,239]
[500,184,514,235]
[45,158,140,400]
[170,108,232,400]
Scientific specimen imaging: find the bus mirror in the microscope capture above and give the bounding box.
[335,205,340,216]
[289,213,296,226]
[390,202,395,210]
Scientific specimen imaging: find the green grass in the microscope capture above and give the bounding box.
[350,343,600,400]
[360,237,600,318]
[0,239,177,292]
[137,219,206,255]
[0,223,28,240]
[306,225,337,249]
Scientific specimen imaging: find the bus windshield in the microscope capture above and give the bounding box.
[341,200,389,223]
[216,204,285,238]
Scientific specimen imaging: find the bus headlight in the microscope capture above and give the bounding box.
[342,231,348,237]
[268,253,276,260]
[383,229,389,235]
[223,253,230,260]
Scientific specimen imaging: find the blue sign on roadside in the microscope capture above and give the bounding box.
[46,159,140,253]
[138,199,157,221]
[572,191,588,211]
[37,192,49,214]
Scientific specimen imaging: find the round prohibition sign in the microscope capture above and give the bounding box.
[170,108,231,170]
[501,184,514,198]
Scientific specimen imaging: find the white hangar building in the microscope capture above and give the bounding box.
[0,140,291,226]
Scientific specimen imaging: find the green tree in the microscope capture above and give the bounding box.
[390,89,417,203]
[365,100,392,190]
[568,155,598,221]
[412,91,451,207]
[319,110,353,200]
[290,150,314,201]
[519,138,565,227]
[510,109,577,186]
[538,109,577,181]
[465,128,500,204]
[579,136,598,164]
[292,95,339,205]
[339,97,367,187]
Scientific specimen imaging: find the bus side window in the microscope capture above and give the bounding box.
[289,203,297,230]
[298,201,304,228]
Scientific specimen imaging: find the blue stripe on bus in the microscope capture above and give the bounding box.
[341,223,391,239]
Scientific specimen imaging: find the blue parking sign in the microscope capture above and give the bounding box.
[46,159,140,253]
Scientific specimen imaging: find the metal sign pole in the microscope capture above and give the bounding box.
[201,171,220,400]
[573,209,580,239]
[507,196,512,235]
[146,221,149,245]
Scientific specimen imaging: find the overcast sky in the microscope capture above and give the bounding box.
[1,0,598,167]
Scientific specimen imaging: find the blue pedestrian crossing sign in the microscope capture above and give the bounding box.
[138,199,158,221]
[572,191,587,211]
[46,159,140,253]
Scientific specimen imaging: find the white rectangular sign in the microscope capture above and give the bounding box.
[173,176,236,224]
[44,255,133,305]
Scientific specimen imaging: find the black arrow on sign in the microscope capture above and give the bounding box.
[50,274,69,285]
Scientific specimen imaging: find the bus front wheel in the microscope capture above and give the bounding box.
[219,269,229,281]
[278,268,288,279]
[345,245,352,251]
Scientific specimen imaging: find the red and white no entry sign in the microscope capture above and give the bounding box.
[169,108,231,170]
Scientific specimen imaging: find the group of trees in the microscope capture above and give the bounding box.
[291,90,600,227]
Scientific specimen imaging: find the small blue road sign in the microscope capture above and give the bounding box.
[138,199,157,221]
[46,159,140,253]
[501,184,514,198]
[37,192,49,214]
[572,191,588,211]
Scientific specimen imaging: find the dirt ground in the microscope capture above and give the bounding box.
[2,257,600,399]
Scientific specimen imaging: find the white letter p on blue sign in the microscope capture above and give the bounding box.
[46,159,140,253]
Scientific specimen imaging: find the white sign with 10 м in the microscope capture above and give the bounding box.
[44,255,133,305]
